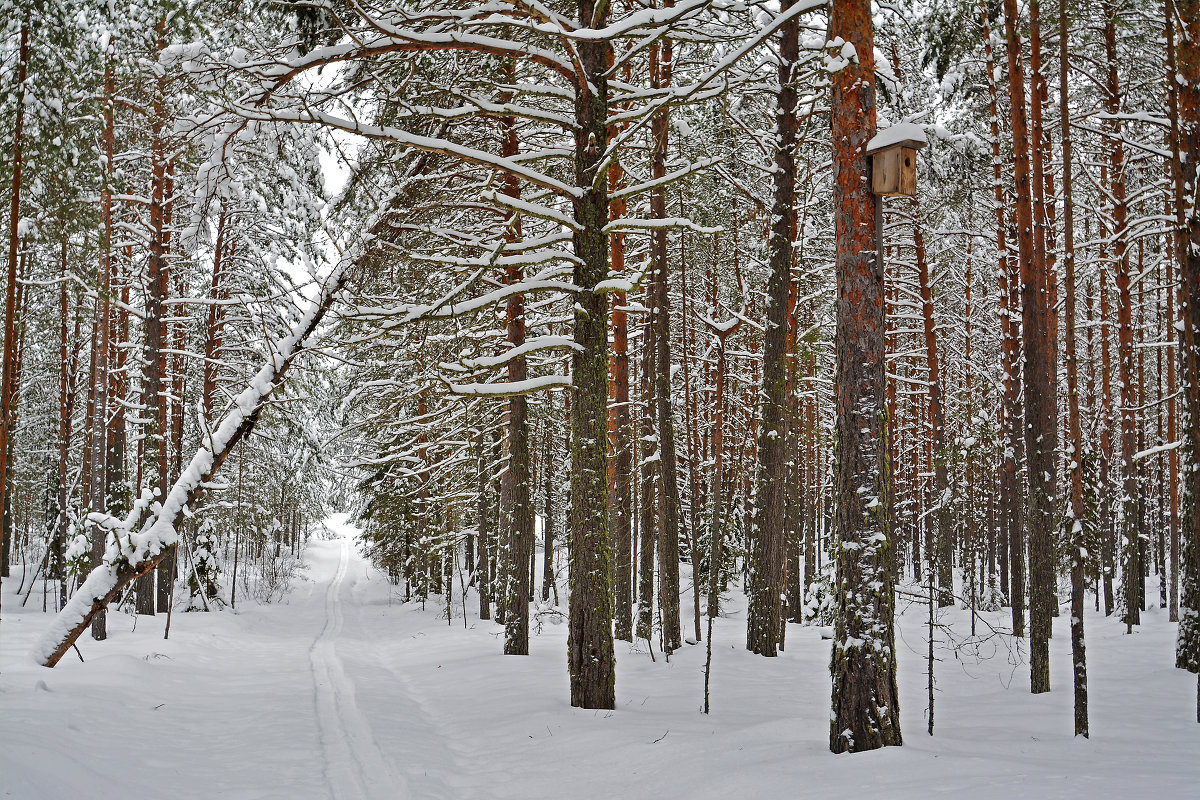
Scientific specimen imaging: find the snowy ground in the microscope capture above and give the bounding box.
[2,514,1197,799]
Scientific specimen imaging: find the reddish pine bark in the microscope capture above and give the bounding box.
[0,14,28,608]
[828,0,901,753]
[501,93,534,656]
[1002,0,1057,695]
[1103,3,1141,631]
[1173,0,1200,681]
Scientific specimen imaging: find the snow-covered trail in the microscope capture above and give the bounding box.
[0,515,475,800]
[3,514,1199,799]
[308,534,404,800]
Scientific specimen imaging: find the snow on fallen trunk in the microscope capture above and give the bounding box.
[33,255,354,668]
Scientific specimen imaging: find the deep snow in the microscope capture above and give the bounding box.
[2,514,1197,799]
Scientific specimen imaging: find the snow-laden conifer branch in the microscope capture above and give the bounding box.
[445,374,573,396]
[241,31,576,95]
[393,278,579,325]
[438,335,581,373]
[482,190,581,230]
[233,106,582,199]
[603,218,723,235]
[609,156,725,200]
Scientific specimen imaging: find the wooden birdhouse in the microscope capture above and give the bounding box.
[866,124,927,197]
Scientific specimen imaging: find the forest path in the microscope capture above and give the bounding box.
[308,532,406,800]
[316,515,468,799]
[4,515,1198,800]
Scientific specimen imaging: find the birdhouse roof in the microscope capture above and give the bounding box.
[866,122,928,154]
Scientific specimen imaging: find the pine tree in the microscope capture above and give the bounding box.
[828,0,902,754]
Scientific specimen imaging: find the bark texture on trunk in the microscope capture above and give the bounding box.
[913,202,952,607]
[1174,0,1200,680]
[1059,0,1088,736]
[828,0,902,753]
[637,283,658,644]
[1102,2,1141,632]
[649,30,683,655]
[746,0,799,657]
[138,20,172,616]
[609,133,634,641]
[567,0,616,709]
[1003,0,1057,694]
[501,100,533,656]
[0,15,29,613]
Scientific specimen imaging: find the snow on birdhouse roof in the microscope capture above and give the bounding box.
[865,122,928,153]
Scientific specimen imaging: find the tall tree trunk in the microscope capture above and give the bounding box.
[1167,0,1186,624]
[501,96,533,656]
[0,14,29,607]
[707,324,737,619]
[105,247,128,518]
[1029,0,1051,344]
[567,0,615,708]
[983,2,1017,614]
[649,31,683,655]
[784,279,805,626]
[828,0,902,753]
[3,247,28,581]
[1059,0,1088,736]
[158,165,181,613]
[476,428,492,620]
[680,219,703,642]
[139,21,172,616]
[913,201,952,607]
[52,239,79,605]
[804,354,819,591]
[1100,248,1116,615]
[1028,0,1057,631]
[87,50,117,640]
[1003,0,1057,695]
[964,209,979,606]
[542,427,556,603]
[1103,2,1140,631]
[608,120,634,642]
[746,0,799,656]
[1172,0,1200,700]
[637,284,658,643]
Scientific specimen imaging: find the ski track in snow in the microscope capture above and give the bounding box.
[4,512,1198,799]
[309,535,407,800]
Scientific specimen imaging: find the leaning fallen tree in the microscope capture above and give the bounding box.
[32,123,446,667]
[33,254,355,668]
